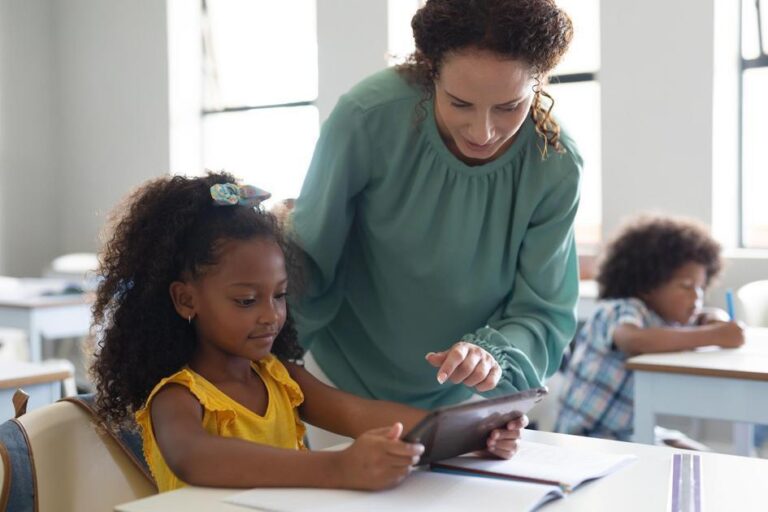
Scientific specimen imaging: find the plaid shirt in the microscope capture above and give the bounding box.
[554,298,670,441]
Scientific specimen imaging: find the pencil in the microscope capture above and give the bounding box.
[725,289,735,320]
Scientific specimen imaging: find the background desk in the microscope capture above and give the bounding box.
[627,327,768,456]
[0,361,72,420]
[115,429,768,512]
[0,294,91,362]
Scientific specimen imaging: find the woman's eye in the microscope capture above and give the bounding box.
[497,104,520,112]
[450,102,471,109]
[235,298,256,306]
[274,293,288,301]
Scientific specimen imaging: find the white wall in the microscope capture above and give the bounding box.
[54,0,170,256]
[316,0,389,122]
[0,0,170,276]
[0,0,59,275]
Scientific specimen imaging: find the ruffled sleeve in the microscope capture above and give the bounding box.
[135,368,237,432]
[257,355,304,409]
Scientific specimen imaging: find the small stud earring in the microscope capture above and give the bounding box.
[188,315,193,324]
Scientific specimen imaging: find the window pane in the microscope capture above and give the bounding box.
[204,1,318,109]
[203,107,320,203]
[548,81,602,246]
[742,68,768,248]
[388,0,422,65]
[742,0,762,59]
[552,0,600,75]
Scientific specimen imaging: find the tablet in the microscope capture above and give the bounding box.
[402,386,547,465]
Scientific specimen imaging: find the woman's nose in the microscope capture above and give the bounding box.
[468,113,494,144]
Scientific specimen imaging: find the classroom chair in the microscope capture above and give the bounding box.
[736,280,768,327]
[0,396,156,512]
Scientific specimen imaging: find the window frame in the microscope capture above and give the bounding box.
[739,0,768,248]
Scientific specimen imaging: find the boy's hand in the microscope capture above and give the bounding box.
[426,342,501,392]
[712,321,746,349]
[694,307,731,325]
[484,415,529,459]
[338,422,424,491]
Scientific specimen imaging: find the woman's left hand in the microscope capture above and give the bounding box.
[425,341,501,392]
[484,415,528,459]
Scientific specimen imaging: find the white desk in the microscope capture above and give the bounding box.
[627,328,768,456]
[115,429,768,512]
[0,293,92,363]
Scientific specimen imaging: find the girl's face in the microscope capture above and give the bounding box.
[187,237,288,363]
[642,262,707,325]
[433,48,535,165]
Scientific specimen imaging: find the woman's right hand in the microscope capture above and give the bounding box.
[337,422,423,490]
[712,321,746,348]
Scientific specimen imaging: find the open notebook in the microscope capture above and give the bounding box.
[432,440,636,492]
[224,441,636,512]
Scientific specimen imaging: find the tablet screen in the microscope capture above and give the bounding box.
[403,387,547,464]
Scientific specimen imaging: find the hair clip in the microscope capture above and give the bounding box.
[210,183,271,208]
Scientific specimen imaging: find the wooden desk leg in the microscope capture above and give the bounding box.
[633,372,656,445]
[732,423,756,457]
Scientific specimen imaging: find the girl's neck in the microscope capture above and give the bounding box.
[188,346,256,384]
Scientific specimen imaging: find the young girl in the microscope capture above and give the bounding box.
[554,216,744,441]
[90,172,524,493]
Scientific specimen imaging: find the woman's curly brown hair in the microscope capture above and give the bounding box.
[90,171,305,428]
[597,216,723,300]
[398,0,573,156]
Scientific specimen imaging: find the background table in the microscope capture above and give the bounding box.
[115,429,768,512]
[0,293,92,363]
[627,327,768,456]
[0,361,73,420]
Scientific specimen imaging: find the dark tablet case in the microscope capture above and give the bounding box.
[402,387,548,464]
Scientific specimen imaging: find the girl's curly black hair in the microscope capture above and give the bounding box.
[90,171,304,428]
[398,0,574,156]
[597,216,723,300]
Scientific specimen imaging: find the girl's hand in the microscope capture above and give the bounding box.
[484,415,529,459]
[425,342,501,392]
[338,422,424,491]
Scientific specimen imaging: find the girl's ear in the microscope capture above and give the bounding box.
[169,281,196,321]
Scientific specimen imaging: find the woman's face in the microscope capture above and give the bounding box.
[434,49,535,165]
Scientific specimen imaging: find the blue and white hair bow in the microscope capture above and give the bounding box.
[210,183,271,207]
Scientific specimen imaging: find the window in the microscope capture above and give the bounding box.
[547,0,601,247]
[201,0,319,204]
[387,1,601,247]
[741,0,768,248]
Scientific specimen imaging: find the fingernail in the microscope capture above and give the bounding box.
[426,352,435,358]
[437,373,447,384]
[414,444,425,454]
[412,456,420,465]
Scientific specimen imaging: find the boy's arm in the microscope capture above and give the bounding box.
[613,321,745,356]
[150,384,419,490]
[285,362,427,438]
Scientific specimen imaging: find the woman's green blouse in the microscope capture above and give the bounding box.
[290,68,582,408]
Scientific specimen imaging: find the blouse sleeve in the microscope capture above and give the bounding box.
[464,163,582,396]
[289,97,373,345]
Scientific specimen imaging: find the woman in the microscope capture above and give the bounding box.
[288,0,580,436]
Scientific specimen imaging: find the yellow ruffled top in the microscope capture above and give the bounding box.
[135,354,306,492]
